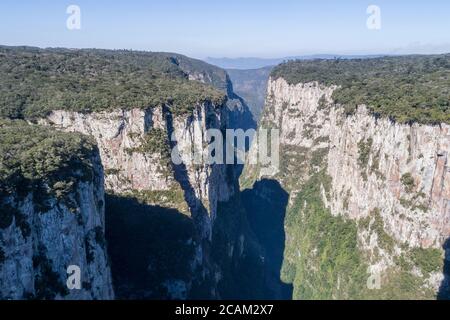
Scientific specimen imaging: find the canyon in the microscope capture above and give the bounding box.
[0,47,449,300]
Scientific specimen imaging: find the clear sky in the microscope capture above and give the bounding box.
[0,0,449,58]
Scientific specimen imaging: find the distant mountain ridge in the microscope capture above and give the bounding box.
[205,54,387,70]
[226,66,273,123]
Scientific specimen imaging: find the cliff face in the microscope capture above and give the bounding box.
[0,47,262,300]
[40,100,243,299]
[43,102,234,240]
[244,77,450,299]
[0,136,113,300]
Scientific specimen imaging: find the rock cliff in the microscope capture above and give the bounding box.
[42,101,234,240]
[243,77,450,299]
[0,47,262,300]
[39,94,261,299]
[0,121,114,300]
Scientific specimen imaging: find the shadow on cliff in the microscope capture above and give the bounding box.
[437,237,450,300]
[105,194,197,300]
[163,106,211,241]
[225,75,258,177]
[241,179,293,299]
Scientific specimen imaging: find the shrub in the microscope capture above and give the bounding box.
[358,138,373,181]
[0,119,97,212]
[371,209,395,253]
[136,128,170,157]
[272,55,450,125]
[401,173,415,193]
[310,148,329,169]
[0,46,226,119]
[318,95,328,110]
[409,248,443,275]
[282,171,368,300]
[104,169,121,176]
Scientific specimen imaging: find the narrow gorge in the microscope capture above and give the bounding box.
[0,47,268,300]
[0,47,449,300]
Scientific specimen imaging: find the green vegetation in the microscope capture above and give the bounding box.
[282,171,369,299]
[127,128,171,159]
[370,209,395,253]
[409,248,443,276]
[272,55,450,124]
[358,138,373,170]
[239,163,261,190]
[400,194,429,212]
[122,188,189,215]
[370,151,383,179]
[104,169,121,176]
[367,267,437,300]
[318,95,328,110]
[357,138,373,181]
[141,129,169,154]
[278,156,440,300]
[0,119,97,212]
[281,170,442,299]
[401,173,416,193]
[0,46,226,119]
[310,148,329,169]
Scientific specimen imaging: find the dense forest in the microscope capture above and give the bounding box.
[0,46,226,119]
[272,55,450,124]
[0,119,98,210]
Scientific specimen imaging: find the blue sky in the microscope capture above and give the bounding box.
[0,0,449,58]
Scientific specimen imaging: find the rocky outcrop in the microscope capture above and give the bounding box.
[245,77,450,298]
[0,47,261,300]
[45,108,172,193]
[327,106,450,249]
[39,100,239,299]
[42,102,234,240]
[0,152,114,300]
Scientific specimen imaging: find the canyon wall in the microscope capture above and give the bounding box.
[0,147,114,300]
[40,99,263,299]
[43,102,234,241]
[243,77,450,299]
[0,47,263,300]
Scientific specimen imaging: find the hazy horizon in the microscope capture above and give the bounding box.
[1,0,449,59]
